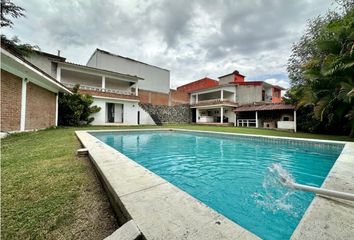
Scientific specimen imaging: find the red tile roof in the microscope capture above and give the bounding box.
[234,103,295,112]
[177,77,219,93]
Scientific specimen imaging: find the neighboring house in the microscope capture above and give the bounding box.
[0,47,71,133]
[177,70,296,131]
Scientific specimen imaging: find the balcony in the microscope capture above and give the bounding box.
[191,99,238,107]
[63,82,136,96]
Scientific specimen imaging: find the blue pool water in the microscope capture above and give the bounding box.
[91,131,343,240]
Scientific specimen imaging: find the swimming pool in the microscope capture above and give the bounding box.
[91,130,344,240]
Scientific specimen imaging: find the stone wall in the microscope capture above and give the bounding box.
[139,103,190,125]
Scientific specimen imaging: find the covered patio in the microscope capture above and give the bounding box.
[192,105,235,124]
[234,103,296,131]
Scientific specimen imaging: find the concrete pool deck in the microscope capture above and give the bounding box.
[76,128,354,240]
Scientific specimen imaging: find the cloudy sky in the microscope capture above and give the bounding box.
[3,0,336,89]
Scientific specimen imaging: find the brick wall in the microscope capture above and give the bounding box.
[139,89,189,106]
[1,70,22,131]
[139,89,169,105]
[25,82,56,130]
[169,89,189,106]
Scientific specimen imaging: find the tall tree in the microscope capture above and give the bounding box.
[1,0,38,56]
[287,1,354,136]
[0,0,24,27]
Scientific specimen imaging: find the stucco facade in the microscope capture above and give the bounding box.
[87,49,170,94]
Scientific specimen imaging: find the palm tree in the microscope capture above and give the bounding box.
[298,8,354,136]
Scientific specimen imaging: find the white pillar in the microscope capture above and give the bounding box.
[234,113,237,127]
[196,94,199,103]
[294,110,297,132]
[102,75,106,89]
[255,111,259,128]
[196,108,200,123]
[220,107,224,123]
[20,78,28,131]
[233,91,236,102]
[221,90,224,101]
[135,82,138,96]
[55,93,59,126]
[56,66,61,82]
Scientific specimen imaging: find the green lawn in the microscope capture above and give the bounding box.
[166,124,353,142]
[1,124,351,239]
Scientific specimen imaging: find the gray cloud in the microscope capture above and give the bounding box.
[3,0,334,89]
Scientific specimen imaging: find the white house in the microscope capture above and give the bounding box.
[22,50,144,125]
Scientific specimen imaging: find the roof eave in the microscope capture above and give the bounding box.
[1,48,72,94]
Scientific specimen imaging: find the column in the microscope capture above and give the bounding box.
[294,110,297,132]
[102,75,106,89]
[20,78,28,131]
[221,90,224,101]
[196,94,199,103]
[220,107,224,123]
[55,93,59,126]
[196,108,200,123]
[134,82,138,96]
[56,66,61,82]
[255,111,259,128]
[234,113,237,127]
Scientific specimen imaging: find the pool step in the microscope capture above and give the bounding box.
[105,220,141,240]
[77,148,88,157]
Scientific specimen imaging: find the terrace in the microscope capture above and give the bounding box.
[56,61,142,99]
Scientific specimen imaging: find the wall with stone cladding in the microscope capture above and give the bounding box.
[139,103,190,124]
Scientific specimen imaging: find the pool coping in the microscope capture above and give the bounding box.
[75,128,354,239]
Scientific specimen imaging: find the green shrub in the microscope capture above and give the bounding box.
[58,84,101,126]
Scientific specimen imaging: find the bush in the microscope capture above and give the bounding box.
[58,84,101,126]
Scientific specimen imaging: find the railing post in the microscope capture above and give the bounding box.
[102,76,106,90]
[294,110,297,132]
[220,107,224,123]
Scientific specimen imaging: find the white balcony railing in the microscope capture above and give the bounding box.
[237,119,256,127]
[63,83,136,96]
[192,99,237,106]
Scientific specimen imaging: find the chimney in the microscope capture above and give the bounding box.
[57,50,61,56]
[233,70,245,82]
